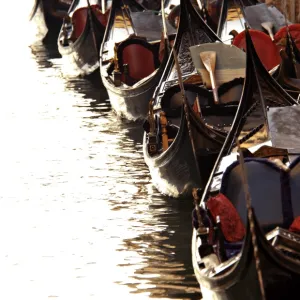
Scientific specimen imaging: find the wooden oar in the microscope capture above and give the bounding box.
[199,51,219,104]
[261,21,274,41]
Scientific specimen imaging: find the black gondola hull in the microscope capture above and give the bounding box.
[143,121,201,198]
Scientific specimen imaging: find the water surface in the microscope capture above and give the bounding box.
[0,10,200,300]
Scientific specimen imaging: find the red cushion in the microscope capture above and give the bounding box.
[289,216,300,233]
[233,29,281,71]
[207,193,246,242]
[71,5,108,40]
[122,44,156,80]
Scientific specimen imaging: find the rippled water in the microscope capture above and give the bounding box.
[0,11,200,300]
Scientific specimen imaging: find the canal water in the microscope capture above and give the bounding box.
[0,5,200,300]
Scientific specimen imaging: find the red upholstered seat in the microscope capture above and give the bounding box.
[117,37,160,84]
[71,7,88,39]
[71,5,109,40]
[233,29,281,71]
[122,44,155,80]
[207,193,246,242]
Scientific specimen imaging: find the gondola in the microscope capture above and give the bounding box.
[142,0,243,198]
[143,3,297,199]
[30,0,71,43]
[99,0,178,121]
[191,28,300,300]
[57,0,110,77]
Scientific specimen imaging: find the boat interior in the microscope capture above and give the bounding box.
[101,1,178,88]
[194,141,300,279]
[144,41,246,157]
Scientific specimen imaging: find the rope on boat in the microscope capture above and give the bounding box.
[86,0,100,56]
[232,123,264,147]
[236,138,266,300]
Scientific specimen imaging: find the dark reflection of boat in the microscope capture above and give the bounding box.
[143,17,296,199]
[30,42,61,66]
[99,0,176,121]
[191,28,300,300]
[58,0,111,77]
[116,193,201,299]
[30,0,72,44]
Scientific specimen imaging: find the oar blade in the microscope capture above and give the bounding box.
[199,51,217,73]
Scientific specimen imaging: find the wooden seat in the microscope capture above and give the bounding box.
[116,36,160,85]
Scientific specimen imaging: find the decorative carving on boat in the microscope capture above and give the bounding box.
[170,28,214,80]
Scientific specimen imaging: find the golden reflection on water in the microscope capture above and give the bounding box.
[0,2,200,300]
